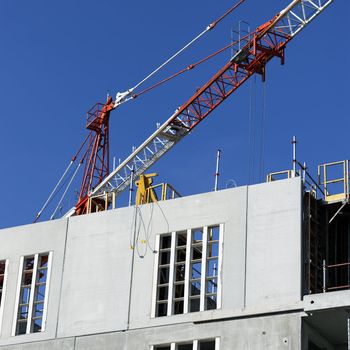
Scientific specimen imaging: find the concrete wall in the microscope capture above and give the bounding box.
[0,220,67,346]
[246,179,303,308]
[0,312,303,350]
[0,178,304,348]
[57,207,134,338]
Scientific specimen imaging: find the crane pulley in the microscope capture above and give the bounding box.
[34,0,334,221]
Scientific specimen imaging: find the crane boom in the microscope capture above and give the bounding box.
[88,0,333,203]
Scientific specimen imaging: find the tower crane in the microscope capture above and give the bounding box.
[35,0,334,221]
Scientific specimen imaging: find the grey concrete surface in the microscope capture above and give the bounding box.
[246,178,302,308]
[57,207,134,338]
[74,312,302,350]
[0,219,68,346]
[128,185,248,329]
[0,177,345,349]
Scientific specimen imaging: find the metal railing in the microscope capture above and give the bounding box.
[141,183,181,205]
[266,170,293,182]
[318,160,350,203]
[321,260,350,293]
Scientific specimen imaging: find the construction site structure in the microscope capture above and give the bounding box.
[35,0,334,222]
[2,0,349,349]
[2,162,350,348]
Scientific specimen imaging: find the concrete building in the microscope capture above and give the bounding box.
[0,176,349,349]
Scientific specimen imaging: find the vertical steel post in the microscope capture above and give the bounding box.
[214,150,221,191]
[302,162,306,184]
[128,167,134,206]
[292,136,297,177]
[322,259,326,293]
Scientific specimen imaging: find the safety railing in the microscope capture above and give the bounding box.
[321,260,350,293]
[266,170,293,182]
[318,160,349,203]
[142,183,181,205]
[87,191,116,214]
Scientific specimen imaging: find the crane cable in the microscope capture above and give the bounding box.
[114,0,246,107]
[50,162,82,220]
[34,0,247,222]
[133,32,252,99]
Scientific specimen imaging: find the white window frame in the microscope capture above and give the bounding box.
[0,259,9,335]
[152,225,223,317]
[12,251,53,336]
[150,337,220,350]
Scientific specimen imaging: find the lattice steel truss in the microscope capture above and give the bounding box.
[89,0,333,205]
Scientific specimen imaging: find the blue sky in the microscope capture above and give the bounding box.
[0,0,348,228]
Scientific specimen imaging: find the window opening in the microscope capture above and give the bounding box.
[177,343,193,350]
[0,259,8,333]
[0,260,7,309]
[174,231,187,315]
[155,226,222,317]
[152,338,219,350]
[190,228,202,312]
[199,340,216,350]
[156,235,171,317]
[206,226,219,310]
[14,252,51,335]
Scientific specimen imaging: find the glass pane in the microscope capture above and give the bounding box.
[177,232,187,247]
[175,264,185,282]
[0,275,4,287]
[159,266,170,285]
[160,251,171,265]
[206,295,217,310]
[16,321,27,335]
[192,228,203,243]
[39,255,48,268]
[37,269,48,283]
[24,257,34,271]
[22,272,33,286]
[206,278,218,294]
[176,248,186,263]
[160,235,171,249]
[191,262,201,279]
[157,285,168,301]
[199,340,216,350]
[207,242,219,258]
[19,305,29,320]
[173,300,184,314]
[34,303,44,317]
[32,317,42,333]
[156,302,168,317]
[0,261,5,274]
[174,283,184,298]
[190,280,201,296]
[177,344,193,350]
[34,284,46,302]
[208,226,220,241]
[20,287,31,304]
[190,298,200,312]
[0,291,2,304]
[192,246,202,260]
[207,259,218,278]
[155,346,171,350]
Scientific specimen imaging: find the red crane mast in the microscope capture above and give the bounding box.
[35,0,334,221]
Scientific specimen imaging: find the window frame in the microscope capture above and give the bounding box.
[12,252,53,336]
[151,337,220,350]
[0,259,9,335]
[152,224,223,317]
